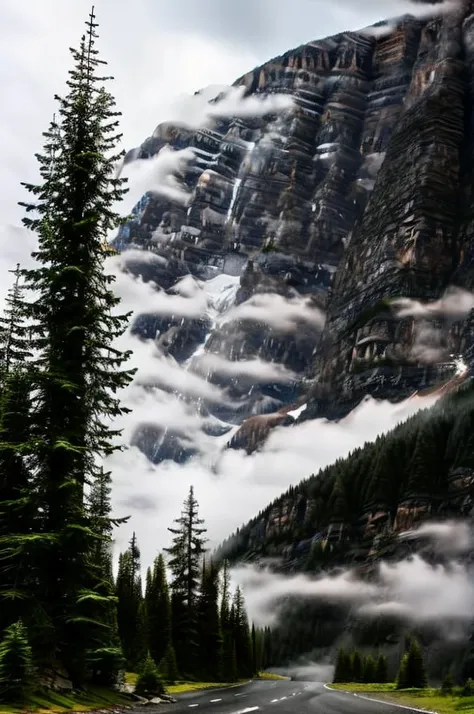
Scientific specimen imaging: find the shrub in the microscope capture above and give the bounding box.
[462,678,474,696]
[135,653,165,698]
[87,646,125,687]
[441,670,454,694]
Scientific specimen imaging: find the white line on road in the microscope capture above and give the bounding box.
[234,692,247,697]
[232,708,259,714]
[279,696,287,700]
[188,705,199,709]
[210,699,222,703]
[270,699,278,703]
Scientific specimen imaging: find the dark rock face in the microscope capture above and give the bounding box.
[116,2,474,460]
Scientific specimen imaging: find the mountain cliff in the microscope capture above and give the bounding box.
[115,2,474,463]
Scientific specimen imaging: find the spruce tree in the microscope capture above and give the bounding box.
[159,642,179,685]
[135,652,164,698]
[362,654,376,683]
[220,561,237,682]
[116,535,143,669]
[351,650,362,682]
[397,638,427,689]
[375,654,388,684]
[3,8,135,682]
[145,554,171,666]
[0,620,35,702]
[165,486,207,676]
[232,587,253,679]
[197,559,223,681]
[334,647,350,683]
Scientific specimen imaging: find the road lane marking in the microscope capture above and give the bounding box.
[232,708,259,714]
[210,699,222,703]
[270,699,278,703]
[235,692,247,697]
[188,705,199,709]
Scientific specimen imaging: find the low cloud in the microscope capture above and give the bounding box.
[392,287,474,321]
[399,520,472,554]
[231,549,474,631]
[160,84,294,131]
[192,353,297,383]
[106,256,209,318]
[225,293,326,333]
[120,145,195,212]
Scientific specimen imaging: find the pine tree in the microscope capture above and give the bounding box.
[116,534,143,669]
[351,650,362,683]
[220,561,237,682]
[375,654,388,684]
[159,642,179,685]
[3,8,135,682]
[397,638,427,689]
[441,670,454,694]
[135,652,164,698]
[0,620,35,702]
[232,587,253,679]
[362,654,376,683]
[145,554,171,666]
[165,486,207,676]
[0,267,36,635]
[197,559,223,681]
[334,647,350,683]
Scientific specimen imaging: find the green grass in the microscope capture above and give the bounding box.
[329,682,474,714]
[0,685,130,714]
[125,672,249,696]
[257,672,289,681]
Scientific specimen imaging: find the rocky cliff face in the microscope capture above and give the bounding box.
[116,1,474,462]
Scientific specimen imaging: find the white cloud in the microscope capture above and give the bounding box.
[230,551,474,631]
[399,520,472,554]
[392,287,474,321]
[225,293,326,333]
[191,353,297,383]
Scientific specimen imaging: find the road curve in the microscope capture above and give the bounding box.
[147,679,426,714]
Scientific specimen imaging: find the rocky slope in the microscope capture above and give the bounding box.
[115,2,474,462]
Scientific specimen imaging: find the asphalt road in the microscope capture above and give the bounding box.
[149,679,423,714]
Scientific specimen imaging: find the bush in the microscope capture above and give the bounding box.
[0,620,35,701]
[441,670,454,694]
[462,678,474,696]
[135,653,165,698]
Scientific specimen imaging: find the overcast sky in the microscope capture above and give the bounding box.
[0,0,450,229]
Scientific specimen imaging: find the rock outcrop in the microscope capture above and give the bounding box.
[116,2,474,460]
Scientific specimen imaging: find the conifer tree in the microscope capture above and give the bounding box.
[232,587,253,678]
[333,647,352,683]
[145,554,171,666]
[165,486,207,675]
[397,638,427,689]
[159,642,179,685]
[0,267,35,634]
[351,650,362,682]
[362,654,376,683]
[197,559,223,681]
[2,8,136,681]
[0,620,35,702]
[220,560,237,682]
[116,534,143,668]
[375,654,388,684]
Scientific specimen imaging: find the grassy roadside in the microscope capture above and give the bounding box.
[256,672,289,681]
[329,682,474,714]
[0,685,130,714]
[125,671,250,695]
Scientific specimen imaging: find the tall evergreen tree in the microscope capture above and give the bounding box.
[232,587,253,679]
[116,534,143,669]
[165,486,207,675]
[0,268,35,634]
[220,560,237,682]
[197,559,223,681]
[145,554,171,666]
[0,8,135,682]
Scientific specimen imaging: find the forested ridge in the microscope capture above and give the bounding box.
[218,379,474,569]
